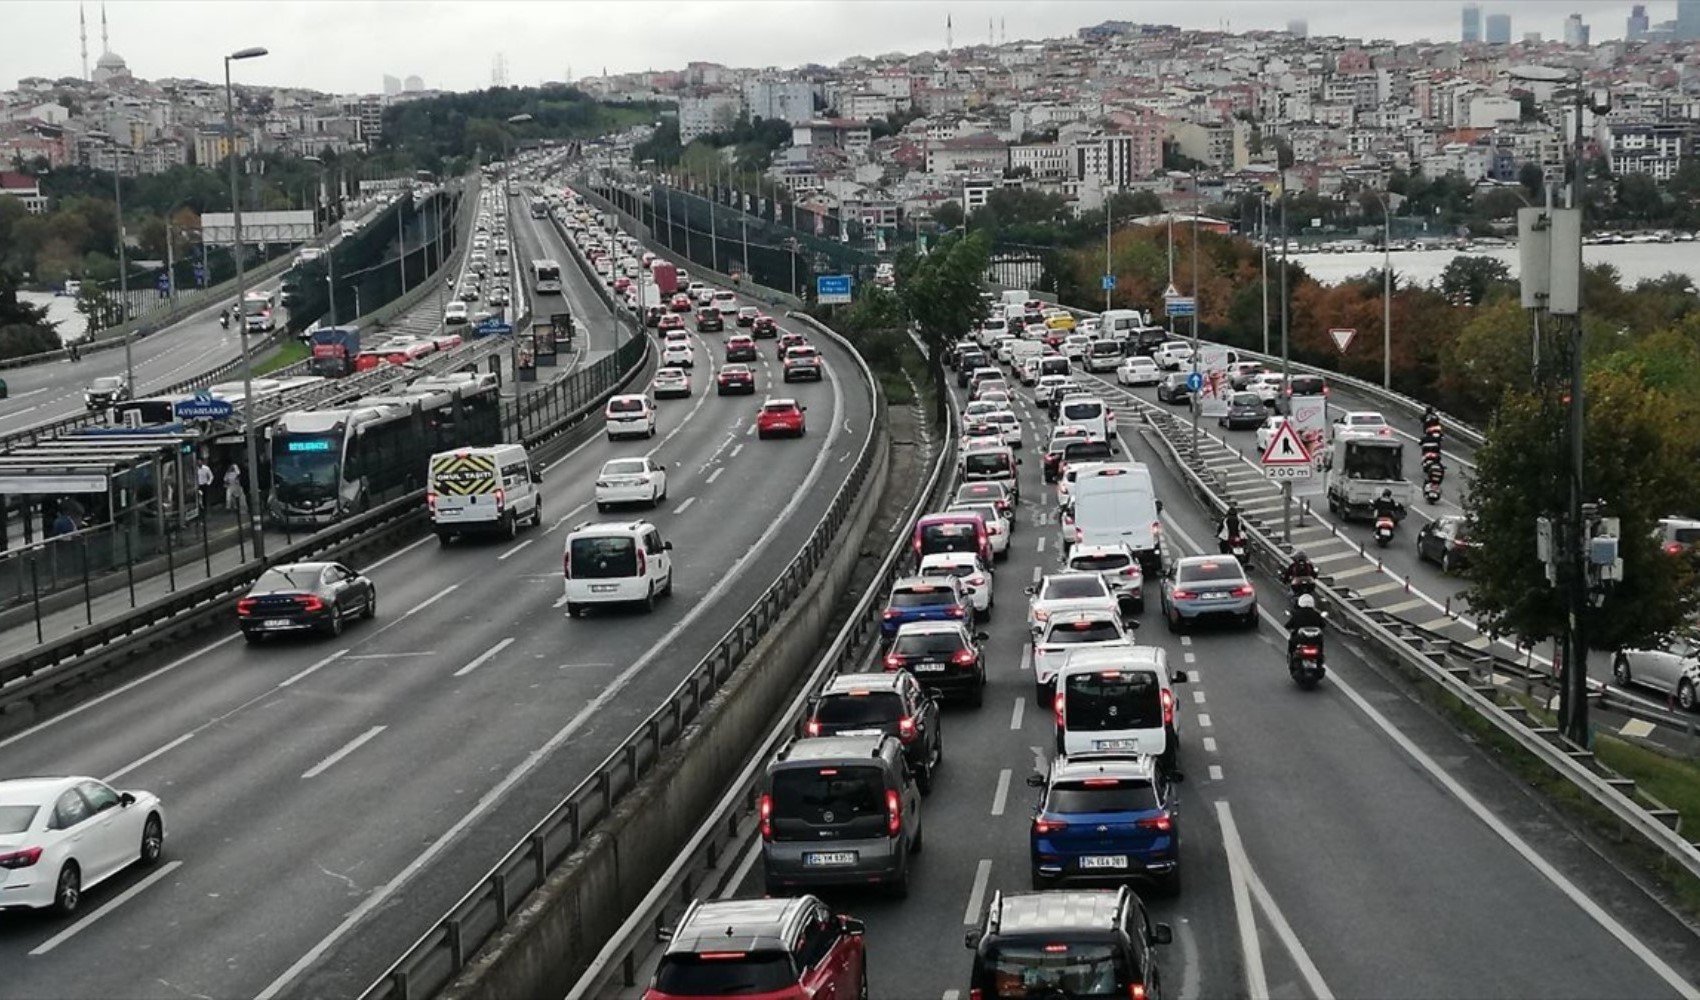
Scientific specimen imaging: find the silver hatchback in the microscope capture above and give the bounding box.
[761,734,923,898]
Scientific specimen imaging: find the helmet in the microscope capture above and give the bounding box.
[1297,594,1316,609]
[1381,489,1393,499]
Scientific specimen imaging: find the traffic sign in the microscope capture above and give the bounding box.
[1185,371,1204,392]
[476,318,513,337]
[816,274,853,304]
[1164,295,1196,317]
[1162,283,1179,299]
[174,388,234,421]
[1101,274,1116,291]
[1259,420,1312,467]
[1264,464,1313,480]
[1329,327,1356,352]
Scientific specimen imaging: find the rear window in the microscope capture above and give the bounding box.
[603,459,647,476]
[770,766,886,824]
[1176,561,1245,584]
[1090,342,1122,356]
[985,943,1125,999]
[895,630,967,656]
[1063,402,1103,421]
[1043,577,1110,600]
[1290,375,1326,394]
[569,536,637,578]
[1064,672,1163,732]
[763,404,798,414]
[0,804,37,834]
[816,691,903,727]
[1070,551,1133,572]
[890,586,953,608]
[958,485,1006,502]
[608,398,645,413]
[1047,776,1161,813]
[654,952,796,996]
[1063,442,1113,462]
[254,567,321,591]
[1045,619,1122,644]
[1673,527,1700,544]
[1231,393,1261,406]
[921,521,980,554]
[963,453,1013,476]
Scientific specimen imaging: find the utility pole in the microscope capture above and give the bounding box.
[111,154,134,389]
[1103,188,1113,313]
[1188,175,1200,460]
[225,46,268,558]
[1279,177,1293,542]
[1259,194,1268,356]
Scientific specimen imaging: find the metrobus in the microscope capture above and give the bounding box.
[529,197,548,219]
[265,372,502,527]
[532,258,562,295]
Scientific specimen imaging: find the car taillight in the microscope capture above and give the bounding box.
[1130,984,1148,1000]
[759,793,773,840]
[636,548,647,576]
[563,549,571,577]
[1054,689,1065,727]
[494,487,506,511]
[883,608,901,620]
[1298,645,1320,657]
[1161,688,1175,725]
[1172,589,1197,600]
[1034,608,1051,622]
[1120,566,1140,577]
[953,649,977,665]
[1137,814,1173,833]
[1033,816,1068,835]
[237,598,256,615]
[0,846,42,869]
[898,716,917,742]
[968,575,986,586]
[947,605,966,618]
[884,652,903,670]
[805,719,821,737]
[298,595,325,612]
[1074,527,1084,542]
[426,491,437,513]
[1665,542,1685,555]
[1232,585,1254,597]
[885,789,902,837]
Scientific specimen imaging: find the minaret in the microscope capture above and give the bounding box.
[100,0,109,54]
[79,1,89,80]
[947,14,953,51]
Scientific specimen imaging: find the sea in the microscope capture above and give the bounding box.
[17,291,89,345]
[1293,241,1700,290]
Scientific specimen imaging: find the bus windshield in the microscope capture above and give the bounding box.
[271,434,342,502]
[532,259,562,293]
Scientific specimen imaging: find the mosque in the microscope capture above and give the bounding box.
[82,1,133,86]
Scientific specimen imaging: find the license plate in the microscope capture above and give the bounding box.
[839,729,883,737]
[1202,592,1229,600]
[590,585,618,593]
[1079,855,1129,870]
[263,618,292,628]
[1094,739,1137,750]
[911,662,946,673]
[804,852,857,867]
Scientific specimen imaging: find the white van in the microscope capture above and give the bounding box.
[428,444,543,542]
[1053,647,1186,774]
[604,394,657,439]
[1063,463,1162,569]
[959,439,1021,500]
[1056,394,1116,443]
[1084,339,1124,373]
[1099,308,1148,341]
[562,519,674,616]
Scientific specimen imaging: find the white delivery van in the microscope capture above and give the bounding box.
[1100,309,1148,342]
[958,439,1021,500]
[1063,462,1163,570]
[562,519,674,615]
[428,444,543,542]
[1001,289,1031,308]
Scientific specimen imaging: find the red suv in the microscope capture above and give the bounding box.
[645,896,866,1000]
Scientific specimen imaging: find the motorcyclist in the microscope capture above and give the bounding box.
[219,309,230,329]
[1423,455,1445,485]
[1281,551,1317,592]
[1419,429,1442,463]
[1372,489,1400,521]
[1285,593,1327,658]
[1217,503,1244,554]
[1422,406,1443,441]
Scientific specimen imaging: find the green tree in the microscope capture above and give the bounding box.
[1616,173,1665,222]
[1518,162,1546,200]
[1439,255,1513,306]
[933,200,964,230]
[896,230,990,360]
[0,266,59,360]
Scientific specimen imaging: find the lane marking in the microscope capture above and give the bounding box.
[705,467,724,485]
[730,443,743,458]
[1221,799,1337,999]
[496,539,535,561]
[1197,713,1212,728]
[103,733,194,784]
[29,861,185,957]
[1035,536,1046,553]
[454,637,516,678]
[401,584,458,619]
[1216,800,1270,1000]
[1010,697,1025,730]
[279,649,349,688]
[1018,646,1032,673]
[673,497,696,514]
[990,768,1012,816]
[1202,736,1218,752]
[962,858,993,925]
[547,500,592,534]
[1192,690,1206,704]
[1031,566,1042,584]
[301,725,387,779]
[1208,764,1224,781]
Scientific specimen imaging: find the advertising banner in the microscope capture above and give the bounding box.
[1197,345,1232,418]
[1286,393,1329,496]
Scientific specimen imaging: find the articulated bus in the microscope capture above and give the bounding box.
[532,258,563,295]
[529,197,548,220]
[266,372,502,527]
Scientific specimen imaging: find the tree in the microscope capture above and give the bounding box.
[0,266,58,360]
[1438,255,1512,306]
[896,230,990,360]
[1616,173,1665,222]
[1518,162,1547,200]
[933,200,964,230]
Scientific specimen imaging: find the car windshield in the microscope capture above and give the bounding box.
[1064,671,1163,731]
[0,804,38,834]
[964,453,1012,476]
[602,460,648,476]
[1048,778,1161,813]
[1046,619,1122,643]
[986,943,1124,999]
[254,567,322,591]
[1176,561,1244,584]
[816,691,903,726]
[1070,551,1133,572]
[890,586,954,608]
[653,952,796,997]
[1045,577,1110,600]
[569,536,637,578]
[608,398,644,413]
[1062,402,1103,421]
[90,378,123,390]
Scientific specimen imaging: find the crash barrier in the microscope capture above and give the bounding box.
[564,392,955,1000]
[1126,390,1700,889]
[0,328,651,731]
[362,290,885,1000]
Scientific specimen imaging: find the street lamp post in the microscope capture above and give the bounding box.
[1367,190,1393,389]
[302,156,339,326]
[225,45,268,557]
[504,113,533,390]
[88,133,136,387]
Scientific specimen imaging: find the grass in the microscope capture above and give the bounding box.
[253,338,309,376]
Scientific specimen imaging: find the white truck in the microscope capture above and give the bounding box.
[1323,436,1413,522]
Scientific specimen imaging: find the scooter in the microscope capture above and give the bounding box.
[1288,575,1316,607]
[1289,626,1326,689]
[1374,514,1396,548]
[219,312,230,330]
[1221,532,1247,561]
[1423,479,1442,505]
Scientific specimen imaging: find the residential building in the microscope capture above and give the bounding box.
[1485,14,1511,44]
[1008,142,1072,180]
[679,93,741,142]
[0,171,47,213]
[1172,120,1251,170]
[743,78,814,125]
[1606,122,1687,180]
[924,132,1007,174]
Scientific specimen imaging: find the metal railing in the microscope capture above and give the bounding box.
[361,265,883,1000]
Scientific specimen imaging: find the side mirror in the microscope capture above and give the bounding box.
[1025,773,1046,788]
[1155,499,1165,513]
[1024,585,1036,596]
[662,541,673,551]
[1151,923,1174,946]
[964,929,982,950]
[840,916,866,936]
[1172,670,1189,684]
[119,792,136,807]
[531,472,543,485]
[926,687,944,702]
[1126,619,1140,630]
[974,631,989,642]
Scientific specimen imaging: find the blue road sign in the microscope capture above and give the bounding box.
[816,274,853,304]
[1101,274,1116,291]
[193,264,207,288]
[156,273,170,290]
[1185,371,1205,393]
[1164,295,1196,317]
[475,318,513,337]
[174,388,234,420]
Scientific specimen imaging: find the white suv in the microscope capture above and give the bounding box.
[604,394,657,440]
[562,520,674,616]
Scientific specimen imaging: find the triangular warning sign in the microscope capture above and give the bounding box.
[1328,327,1356,352]
[1161,283,1180,299]
[1260,420,1312,465]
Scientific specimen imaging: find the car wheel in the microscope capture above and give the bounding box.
[362,590,377,620]
[1034,680,1049,705]
[757,430,769,440]
[1442,551,1458,575]
[887,863,910,899]
[643,585,656,613]
[1158,867,1183,897]
[970,672,986,708]
[436,531,453,546]
[1613,654,1631,686]
[911,820,924,855]
[1681,679,1697,713]
[858,959,870,1000]
[503,512,518,540]
[531,501,543,528]
[916,761,933,796]
[566,602,582,618]
[327,609,344,638]
[1165,606,1182,634]
[52,863,81,916]
[140,814,164,865]
[1243,610,1258,630]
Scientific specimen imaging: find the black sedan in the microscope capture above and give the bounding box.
[1156,372,1193,405]
[1417,515,1477,574]
[1218,391,1266,430]
[237,562,376,643]
[695,308,724,333]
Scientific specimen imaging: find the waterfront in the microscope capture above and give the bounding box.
[1295,242,1700,289]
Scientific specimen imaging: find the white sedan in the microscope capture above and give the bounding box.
[595,456,668,509]
[1333,409,1392,438]
[661,341,694,368]
[1256,415,1290,453]
[919,551,995,615]
[0,776,165,914]
[1116,356,1162,386]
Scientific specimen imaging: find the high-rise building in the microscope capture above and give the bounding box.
[1628,5,1650,39]
[1485,13,1511,44]
[404,75,424,92]
[1679,0,1700,40]
[1563,13,1590,47]
[1287,19,1307,38]
[1462,4,1482,43]
[382,74,401,96]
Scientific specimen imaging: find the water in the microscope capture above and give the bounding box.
[1294,242,1700,290]
[18,291,89,344]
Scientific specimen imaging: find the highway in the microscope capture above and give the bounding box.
[688,356,1700,999]
[0,206,876,1000]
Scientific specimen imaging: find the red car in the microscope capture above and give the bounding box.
[658,313,686,332]
[756,398,806,439]
[776,331,807,359]
[717,363,756,395]
[696,307,725,333]
[643,896,865,1000]
[725,334,757,362]
[670,293,693,313]
[751,314,779,338]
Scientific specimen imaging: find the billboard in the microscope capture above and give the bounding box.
[1285,393,1329,496]
[1196,345,1232,418]
[199,210,316,245]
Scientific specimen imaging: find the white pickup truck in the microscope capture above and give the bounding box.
[1324,436,1414,521]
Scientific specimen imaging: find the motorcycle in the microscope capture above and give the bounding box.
[1422,480,1442,505]
[1220,532,1247,561]
[1289,626,1326,689]
[219,312,230,330]
[1288,575,1316,607]
[1374,514,1396,548]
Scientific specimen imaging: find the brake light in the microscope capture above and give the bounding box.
[883,608,901,620]
[298,595,325,613]
[758,793,773,840]
[805,718,821,736]
[953,649,976,666]
[947,605,966,618]
[1054,689,1065,727]
[699,952,749,961]
[1151,520,1163,538]
[426,491,437,513]
[885,789,902,837]
[563,549,571,577]
[494,487,506,511]
[884,652,902,670]
[1074,527,1084,542]
[1665,542,1685,555]
[0,846,43,869]
[1034,608,1051,622]
[1131,984,1148,1000]
[237,598,256,615]
[1137,814,1173,833]
[1298,645,1320,657]
[1172,590,1197,600]
[968,574,986,586]
[1120,566,1140,577]
[1231,585,1254,597]
[636,548,647,577]
[898,716,917,742]
[1161,688,1175,725]
[1033,817,1069,835]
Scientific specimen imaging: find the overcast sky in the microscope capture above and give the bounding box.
[6,1,1671,94]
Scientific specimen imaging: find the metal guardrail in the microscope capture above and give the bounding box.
[568,385,956,999]
[1127,391,1700,886]
[361,243,883,1000]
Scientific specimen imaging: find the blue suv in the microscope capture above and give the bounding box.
[880,575,974,640]
[1028,753,1180,895]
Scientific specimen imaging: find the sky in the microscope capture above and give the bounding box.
[5,1,1675,95]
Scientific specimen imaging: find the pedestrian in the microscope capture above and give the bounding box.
[196,458,215,513]
[50,507,77,538]
[223,462,243,511]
